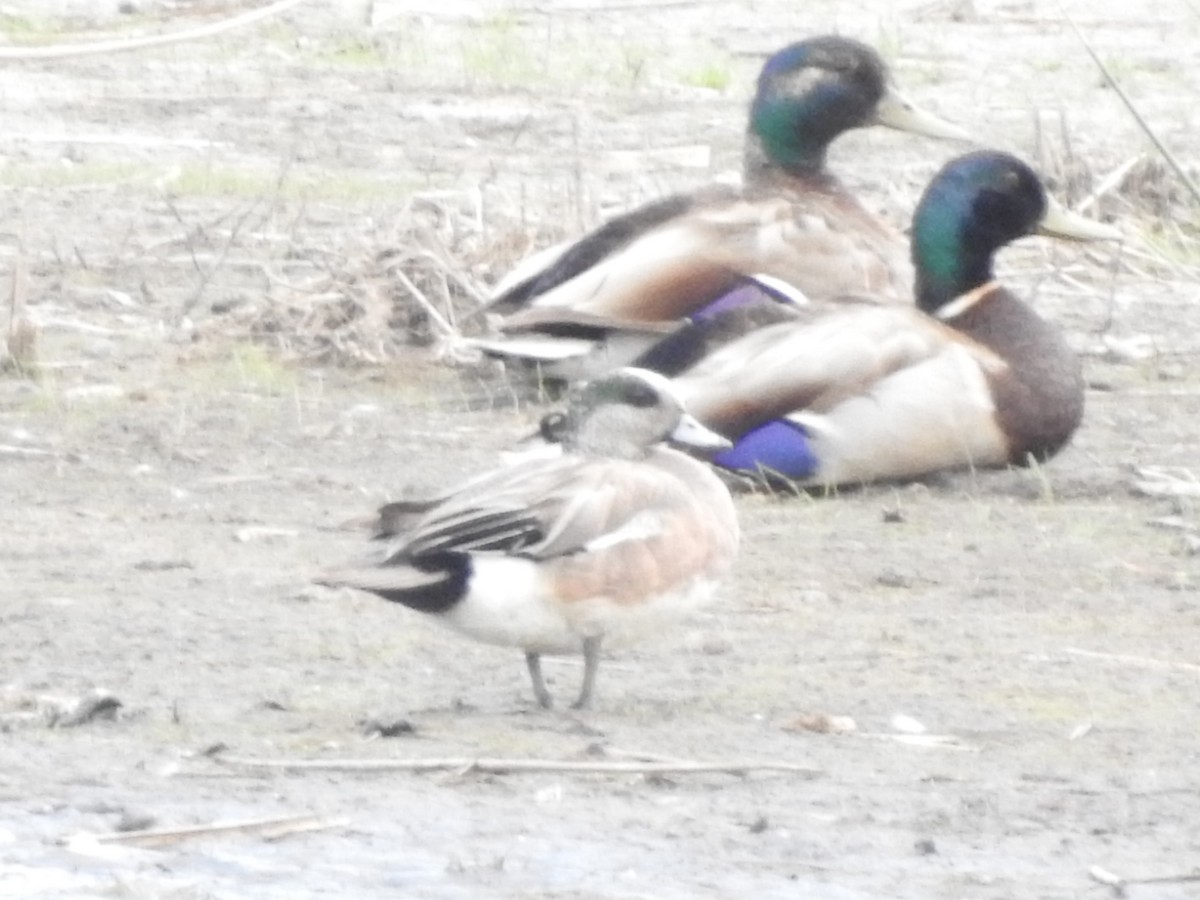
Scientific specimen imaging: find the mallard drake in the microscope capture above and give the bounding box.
[318,368,739,710]
[477,35,970,379]
[664,150,1121,487]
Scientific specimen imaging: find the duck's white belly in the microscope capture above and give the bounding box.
[440,555,719,655]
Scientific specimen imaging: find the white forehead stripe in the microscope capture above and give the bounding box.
[617,367,681,403]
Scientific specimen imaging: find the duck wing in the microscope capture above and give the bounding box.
[383,456,629,561]
[487,190,714,314]
[673,306,1000,437]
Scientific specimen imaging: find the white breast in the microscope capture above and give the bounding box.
[442,554,724,656]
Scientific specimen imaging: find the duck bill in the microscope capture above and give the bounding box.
[670,412,732,451]
[872,87,973,142]
[1038,197,1123,242]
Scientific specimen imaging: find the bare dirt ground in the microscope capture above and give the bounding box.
[2,1,1199,897]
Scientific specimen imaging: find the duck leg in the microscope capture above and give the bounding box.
[570,636,603,710]
[525,652,554,708]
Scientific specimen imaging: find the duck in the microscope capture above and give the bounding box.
[318,368,740,710]
[661,150,1122,488]
[475,35,971,381]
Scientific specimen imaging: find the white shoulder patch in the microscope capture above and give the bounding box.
[584,510,663,552]
[749,273,811,306]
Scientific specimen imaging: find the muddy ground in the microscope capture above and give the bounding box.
[2,1,1199,897]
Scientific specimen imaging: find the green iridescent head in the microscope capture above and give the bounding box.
[912,151,1121,313]
[748,36,968,175]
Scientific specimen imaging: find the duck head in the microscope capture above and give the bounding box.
[911,150,1122,314]
[545,368,730,459]
[747,35,969,176]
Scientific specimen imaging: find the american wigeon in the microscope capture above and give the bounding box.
[319,368,740,709]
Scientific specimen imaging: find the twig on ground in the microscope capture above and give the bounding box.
[0,0,313,61]
[6,132,229,152]
[391,268,459,340]
[1088,863,1200,896]
[213,754,822,777]
[4,246,37,375]
[413,249,489,307]
[1088,864,1124,890]
[1065,647,1200,676]
[75,814,348,848]
[0,444,55,457]
[604,746,696,764]
[1132,466,1200,498]
[1076,154,1145,214]
[178,200,265,322]
[853,733,979,752]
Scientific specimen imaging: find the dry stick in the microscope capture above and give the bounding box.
[531,0,711,12]
[392,268,459,340]
[1126,873,1200,887]
[1089,865,1200,891]
[605,746,695,764]
[1087,245,1168,279]
[1065,647,1200,675]
[413,249,489,307]
[162,199,249,276]
[173,153,297,323]
[0,444,55,457]
[216,755,822,777]
[82,813,349,848]
[1061,9,1200,206]
[1076,154,1145,213]
[0,0,312,60]
[6,248,38,374]
[178,201,263,321]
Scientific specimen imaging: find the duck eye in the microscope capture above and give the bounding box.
[540,412,568,443]
[1000,169,1023,192]
[624,382,659,408]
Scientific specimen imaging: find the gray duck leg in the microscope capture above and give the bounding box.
[525,651,554,708]
[570,636,603,710]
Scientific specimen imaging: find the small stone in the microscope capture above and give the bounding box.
[1157,363,1186,382]
[54,691,121,728]
[115,811,156,832]
[876,570,911,588]
[795,589,830,605]
[891,713,927,735]
[360,717,416,738]
[784,713,857,734]
[133,559,194,572]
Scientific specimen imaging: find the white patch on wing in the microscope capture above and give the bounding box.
[498,441,564,466]
[786,410,840,441]
[748,272,811,306]
[584,510,663,552]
